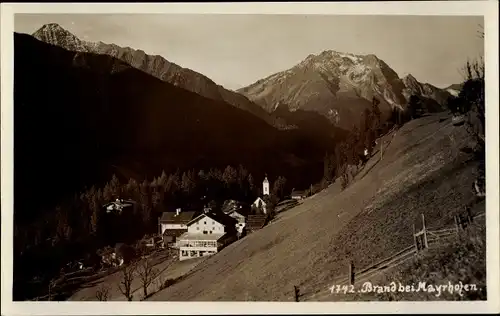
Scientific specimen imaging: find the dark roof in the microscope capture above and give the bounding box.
[221,199,244,213]
[225,206,250,217]
[103,199,135,212]
[187,211,238,228]
[162,229,187,237]
[226,209,246,217]
[159,211,199,224]
[246,215,267,230]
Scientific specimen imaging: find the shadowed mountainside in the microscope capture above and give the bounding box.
[14,32,341,223]
[31,23,290,130]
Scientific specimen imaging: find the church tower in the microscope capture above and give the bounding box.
[262,175,270,196]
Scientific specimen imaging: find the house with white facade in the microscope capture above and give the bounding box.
[103,199,135,214]
[158,208,200,247]
[177,211,238,261]
[252,197,267,214]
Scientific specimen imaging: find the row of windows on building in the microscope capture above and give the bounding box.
[196,226,221,232]
[198,221,216,225]
[180,250,217,257]
[179,240,218,248]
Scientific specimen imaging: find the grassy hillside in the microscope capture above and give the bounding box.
[331,207,486,301]
[147,113,485,301]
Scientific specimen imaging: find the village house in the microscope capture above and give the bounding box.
[226,209,246,223]
[252,197,267,214]
[177,211,238,261]
[221,199,243,213]
[290,190,306,201]
[158,208,200,248]
[224,208,248,238]
[103,199,135,214]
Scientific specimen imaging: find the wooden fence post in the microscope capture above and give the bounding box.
[380,141,383,160]
[48,280,55,301]
[413,223,418,252]
[294,285,300,302]
[454,215,460,237]
[349,261,355,285]
[466,207,473,224]
[421,214,429,249]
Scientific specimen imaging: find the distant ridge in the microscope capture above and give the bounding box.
[238,50,451,129]
[14,32,337,222]
[32,23,290,130]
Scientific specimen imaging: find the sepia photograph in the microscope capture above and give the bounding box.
[1,1,499,315]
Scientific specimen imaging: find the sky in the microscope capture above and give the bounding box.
[15,14,484,90]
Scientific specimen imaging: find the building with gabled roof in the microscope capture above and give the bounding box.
[252,197,268,214]
[225,209,246,224]
[177,211,238,261]
[158,208,200,247]
[103,199,135,214]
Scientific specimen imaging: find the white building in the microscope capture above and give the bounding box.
[103,199,134,214]
[177,211,238,261]
[263,176,270,196]
[158,209,200,247]
[252,197,267,214]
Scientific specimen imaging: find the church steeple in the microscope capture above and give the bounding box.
[262,174,270,196]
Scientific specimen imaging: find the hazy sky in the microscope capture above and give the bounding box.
[15,14,484,90]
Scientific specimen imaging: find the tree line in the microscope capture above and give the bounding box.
[446,58,485,148]
[13,163,290,300]
[445,57,485,184]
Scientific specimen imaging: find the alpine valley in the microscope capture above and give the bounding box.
[12,22,464,302]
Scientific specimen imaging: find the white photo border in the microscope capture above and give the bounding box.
[1,1,499,315]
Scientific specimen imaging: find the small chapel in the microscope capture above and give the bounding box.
[252,175,270,214]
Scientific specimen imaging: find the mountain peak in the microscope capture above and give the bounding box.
[299,50,366,69]
[34,23,73,36]
[319,50,361,59]
[32,23,90,52]
[404,73,417,81]
[302,50,385,67]
[40,22,64,29]
[402,74,419,86]
[240,49,411,127]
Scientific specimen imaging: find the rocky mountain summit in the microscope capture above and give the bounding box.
[238,50,451,128]
[401,74,451,106]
